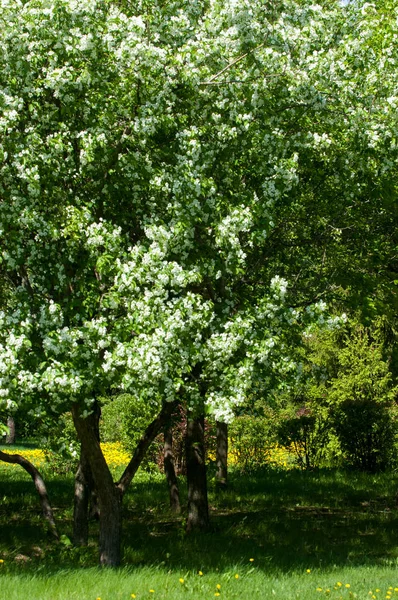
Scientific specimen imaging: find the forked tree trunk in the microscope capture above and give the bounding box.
[215,421,228,488]
[5,416,16,444]
[164,424,180,514]
[72,399,179,566]
[186,411,209,532]
[72,402,122,567]
[0,450,59,540]
[117,400,178,495]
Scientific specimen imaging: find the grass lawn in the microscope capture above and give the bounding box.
[1,444,398,599]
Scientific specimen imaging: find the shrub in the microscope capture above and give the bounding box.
[277,405,331,470]
[100,394,162,473]
[328,327,398,472]
[332,397,397,472]
[228,415,281,472]
[41,412,80,474]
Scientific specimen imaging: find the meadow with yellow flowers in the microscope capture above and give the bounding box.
[1,442,398,600]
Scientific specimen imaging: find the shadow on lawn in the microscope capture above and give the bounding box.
[1,468,398,573]
[123,469,398,572]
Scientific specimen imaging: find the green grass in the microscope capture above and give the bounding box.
[1,450,398,599]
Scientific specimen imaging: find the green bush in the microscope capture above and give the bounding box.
[41,412,80,474]
[332,398,397,472]
[228,415,279,472]
[277,405,331,470]
[327,326,398,472]
[100,394,162,473]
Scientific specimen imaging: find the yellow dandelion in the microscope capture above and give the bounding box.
[234,574,239,579]
[149,590,155,594]
[198,571,203,576]
[316,588,323,592]
[179,579,184,584]
[216,584,221,590]
[337,582,342,587]
[0,560,4,564]
[131,595,136,599]
[306,569,311,574]
[345,584,351,589]
[249,558,254,562]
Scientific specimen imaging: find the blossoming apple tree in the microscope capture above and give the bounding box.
[1,0,397,565]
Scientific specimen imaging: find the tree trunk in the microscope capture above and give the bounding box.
[215,421,228,488]
[186,411,209,532]
[5,415,16,444]
[73,445,93,546]
[0,450,59,540]
[164,424,180,514]
[73,404,100,546]
[117,400,178,496]
[72,402,122,567]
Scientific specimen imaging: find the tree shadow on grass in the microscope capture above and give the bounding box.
[1,468,398,573]
[122,469,398,573]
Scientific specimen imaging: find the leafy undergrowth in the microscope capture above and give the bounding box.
[1,447,398,599]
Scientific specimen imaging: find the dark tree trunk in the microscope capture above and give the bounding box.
[72,402,122,567]
[117,400,178,495]
[73,405,100,546]
[0,450,59,540]
[215,421,228,488]
[72,399,179,565]
[5,416,16,444]
[164,424,180,514]
[73,446,94,546]
[186,411,209,532]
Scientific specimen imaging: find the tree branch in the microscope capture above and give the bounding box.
[0,450,59,540]
[117,400,178,496]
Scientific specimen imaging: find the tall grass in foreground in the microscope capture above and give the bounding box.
[2,565,398,600]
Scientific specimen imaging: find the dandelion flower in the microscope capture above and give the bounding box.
[345,584,351,588]
[235,574,239,579]
[0,560,4,564]
[316,587,323,592]
[337,582,342,587]
[198,571,203,576]
[249,558,254,562]
[131,595,136,599]
[216,584,221,590]
[306,569,311,574]
[179,579,184,584]
[149,590,155,594]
